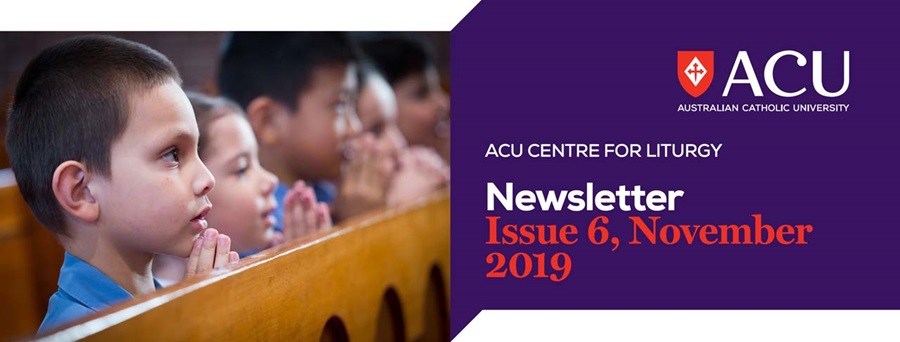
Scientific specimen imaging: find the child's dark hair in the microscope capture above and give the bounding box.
[217,32,360,111]
[355,33,436,86]
[5,35,181,234]
[184,91,244,157]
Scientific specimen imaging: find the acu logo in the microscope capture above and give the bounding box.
[678,50,851,98]
[678,51,714,98]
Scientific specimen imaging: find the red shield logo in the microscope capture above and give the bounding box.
[678,51,714,97]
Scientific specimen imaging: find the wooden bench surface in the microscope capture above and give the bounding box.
[2,169,62,341]
[38,190,450,341]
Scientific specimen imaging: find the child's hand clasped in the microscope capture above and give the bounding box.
[184,228,239,278]
[279,180,333,242]
[335,133,395,220]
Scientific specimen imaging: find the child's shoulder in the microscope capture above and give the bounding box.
[37,253,132,335]
[37,290,94,335]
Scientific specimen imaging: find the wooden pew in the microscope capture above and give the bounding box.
[0,169,41,339]
[0,143,8,170]
[39,190,450,341]
[1,169,66,341]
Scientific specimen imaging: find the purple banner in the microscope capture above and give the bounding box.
[450,0,900,338]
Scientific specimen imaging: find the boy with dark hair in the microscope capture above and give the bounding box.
[356,65,449,206]
[357,33,451,163]
[6,35,239,334]
[218,32,394,223]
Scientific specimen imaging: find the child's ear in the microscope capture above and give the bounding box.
[52,161,99,223]
[246,96,288,146]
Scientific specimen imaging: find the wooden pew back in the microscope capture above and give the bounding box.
[0,169,41,339]
[41,191,450,341]
[1,169,66,341]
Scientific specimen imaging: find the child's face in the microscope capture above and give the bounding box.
[358,76,406,160]
[281,63,360,181]
[202,114,278,254]
[393,67,450,156]
[92,80,216,258]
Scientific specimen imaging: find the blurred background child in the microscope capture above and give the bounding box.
[218,32,448,223]
[357,33,451,164]
[357,65,449,206]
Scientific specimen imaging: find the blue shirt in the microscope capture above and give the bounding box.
[37,253,161,335]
